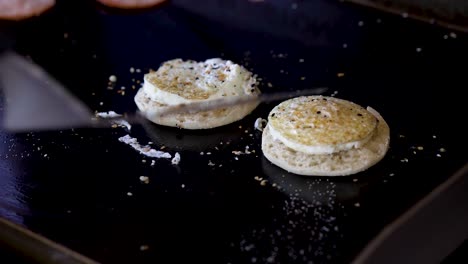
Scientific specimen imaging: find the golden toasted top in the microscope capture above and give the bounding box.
[268,96,378,148]
[145,58,257,102]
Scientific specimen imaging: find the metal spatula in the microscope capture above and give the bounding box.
[0,51,96,132]
[0,51,326,133]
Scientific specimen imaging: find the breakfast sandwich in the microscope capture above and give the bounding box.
[261,96,390,176]
[134,58,261,129]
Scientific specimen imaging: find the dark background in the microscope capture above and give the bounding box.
[1,0,467,263]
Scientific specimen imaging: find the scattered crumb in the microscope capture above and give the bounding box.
[436,154,442,158]
[109,75,117,82]
[260,180,268,186]
[130,67,135,73]
[181,184,185,188]
[254,118,267,132]
[402,12,408,18]
[139,176,150,184]
[337,73,345,78]
[139,245,149,251]
[342,43,348,48]
[449,32,457,39]
[127,192,133,196]
[300,76,306,81]
[171,152,181,165]
[118,135,171,159]
[354,202,360,207]
[151,160,155,166]
[352,178,358,182]
[416,47,422,52]
[439,148,446,153]
[417,146,424,150]
[208,160,215,166]
[96,111,131,130]
[389,173,395,177]
[299,58,305,63]
[358,21,364,27]
[267,82,273,88]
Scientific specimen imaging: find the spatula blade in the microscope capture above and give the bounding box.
[0,51,94,132]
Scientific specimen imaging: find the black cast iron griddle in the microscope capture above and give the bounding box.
[0,0,467,263]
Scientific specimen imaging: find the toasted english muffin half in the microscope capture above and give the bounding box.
[261,96,390,176]
[134,58,260,129]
